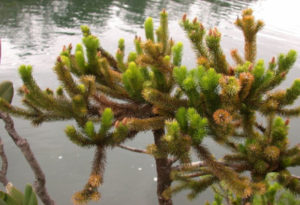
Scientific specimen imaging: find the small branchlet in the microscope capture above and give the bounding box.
[144,17,154,41]
[180,15,207,59]
[206,28,229,74]
[163,108,208,163]
[235,8,264,62]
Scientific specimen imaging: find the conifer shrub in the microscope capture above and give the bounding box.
[0,8,300,205]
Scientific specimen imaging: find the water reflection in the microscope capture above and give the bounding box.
[0,0,255,56]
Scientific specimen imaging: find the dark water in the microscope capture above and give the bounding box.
[0,0,300,204]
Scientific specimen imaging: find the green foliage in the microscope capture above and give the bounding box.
[84,121,95,138]
[82,34,99,70]
[277,50,297,73]
[23,185,38,205]
[235,8,264,62]
[283,79,300,105]
[174,65,221,111]
[0,184,38,205]
[144,17,154,41]
[127,52,137,62]
[172,42,183,66]
[64,107,127,148]
[118,38,125,53]
[166,174,217,201]
[112,122,128,143]
[0,81,14,103]
[157,9,169,53]
[65,125,93,147]
[18,65,33,82]
[134,37,143,55]
[75,44,86,72]
[99,108,114,136]
[122,62,145,101]
[186,108,208,144]
[212,194,223,205]
[173,66,188,85]
[208,173,300,205]
[163,108,207,162]
[206,28,228,74]
[180,15,207,58]
[173,107,208,145]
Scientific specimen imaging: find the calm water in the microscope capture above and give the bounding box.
[0,0,300,204]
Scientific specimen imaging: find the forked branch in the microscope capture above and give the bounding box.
[118,144,148,154]
[0,111,55,205]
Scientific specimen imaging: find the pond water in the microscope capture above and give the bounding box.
[0,0,300,204]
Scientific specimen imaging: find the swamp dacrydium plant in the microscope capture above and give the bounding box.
[0,8,299,205]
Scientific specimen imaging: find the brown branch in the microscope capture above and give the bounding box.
[173,160,250,173]
[98,46,119,71]
[93,94,153,120]
[153,129,173,205]
[292,175,300,180]
[172,161,205,171]
[255,122,266,133]
[180,172,207,178]
[72,146,106,204]
[169,157,179,164]
[184,172,206,178]
[118,144,148,154]
[0,111,55,205]
[126,117,166,131]
[96,84,132,101]
[0,136,8,186]
[94,94,138,111]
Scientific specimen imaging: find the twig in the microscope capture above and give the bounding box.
[98,46,119,71]
[169,157,178,164]
[255,122,266,133]
[93,94,153,120]
[118,144,148,154]
[181,172,207,178]
[211,185,228,202]
[292,175,300,180]
[0,111,55,205]
[213,184,232,205]
[173,160,250,173]
[72,146,105,204]
[0,136,8,186]
[172,161,205,171]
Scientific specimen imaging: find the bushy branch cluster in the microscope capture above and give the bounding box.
[0,8,299,205]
